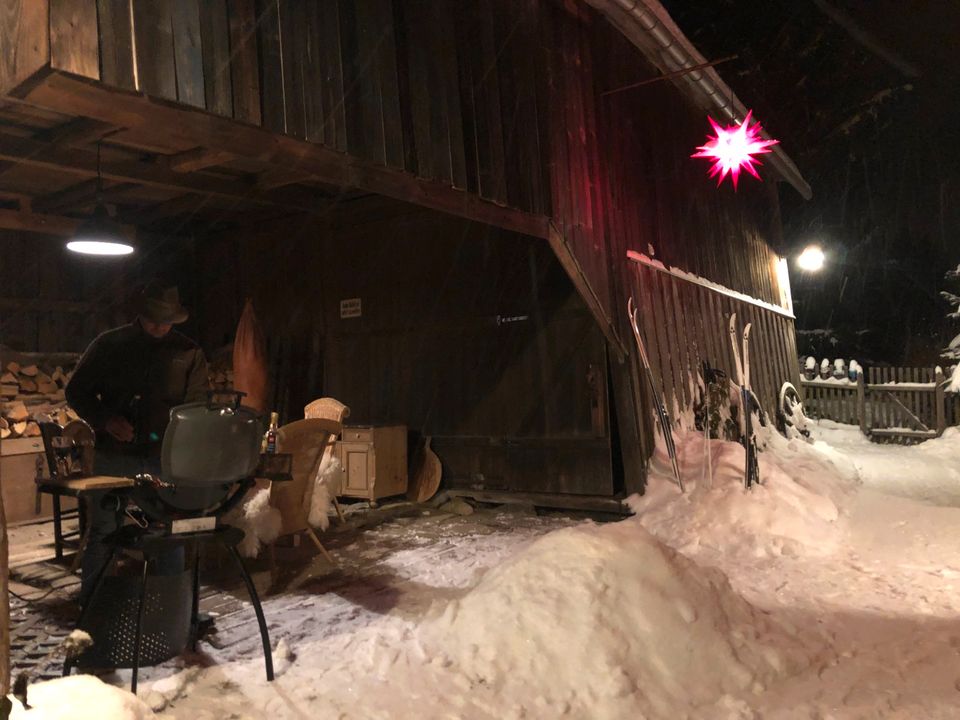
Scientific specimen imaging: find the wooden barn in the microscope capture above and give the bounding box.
[0,0,810,516]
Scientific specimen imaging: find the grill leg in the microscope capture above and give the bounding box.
[190,542,201,652]
[65,546,117,677]
[131,558,150,695]
[225,544,273,681]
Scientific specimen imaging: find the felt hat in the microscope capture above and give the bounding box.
[135,282,189,324]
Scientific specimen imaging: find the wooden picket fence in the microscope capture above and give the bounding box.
[800,366,959,443]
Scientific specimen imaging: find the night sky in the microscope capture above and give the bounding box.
[660,0,960,366]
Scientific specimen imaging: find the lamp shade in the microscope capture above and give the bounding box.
[66,203,134,256]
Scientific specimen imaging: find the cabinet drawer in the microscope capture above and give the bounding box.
[342,427,374,443]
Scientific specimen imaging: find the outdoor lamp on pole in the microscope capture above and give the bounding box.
[66,144,134,257]
[797,245,825,272]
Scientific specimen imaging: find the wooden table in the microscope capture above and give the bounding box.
[36,475,135,561]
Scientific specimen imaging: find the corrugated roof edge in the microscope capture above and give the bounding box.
[585,0,813,200]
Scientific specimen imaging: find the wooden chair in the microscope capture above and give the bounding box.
[269,417,342,563]
[303,397,349,524]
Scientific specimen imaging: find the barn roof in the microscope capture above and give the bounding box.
[586,0,813,200]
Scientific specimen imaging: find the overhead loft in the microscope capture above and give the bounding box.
[0,70,551,241]
[0,0,626,358]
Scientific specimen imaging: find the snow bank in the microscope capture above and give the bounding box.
[421,518,821,718]
[632,426,859,559]
[812,421,960,507]
[11,676,154,720]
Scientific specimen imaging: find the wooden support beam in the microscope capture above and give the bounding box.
[0,207,81,235]
[0,207,133,238]
[32,179,139,214]
[548,222,626,361]
[31,178,97,213]
[120,193,217,225]
[164,146,235,173]
[35,117,118,147]
[11,70,552,240]
[0,297,94,314]
[256,167,314,191]
[0,130,322,213]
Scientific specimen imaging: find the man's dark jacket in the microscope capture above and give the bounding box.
[66,322,209,457]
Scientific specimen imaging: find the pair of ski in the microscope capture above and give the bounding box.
[729,313,760,489]
[628,298,684,493]
[627,297,759,492]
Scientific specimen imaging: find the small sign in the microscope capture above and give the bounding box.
[340,298,362,319]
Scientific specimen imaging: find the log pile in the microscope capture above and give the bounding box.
[1,350,237,440]
[0,357,79,440]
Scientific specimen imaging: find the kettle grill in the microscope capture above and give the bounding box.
[54,392,291,692]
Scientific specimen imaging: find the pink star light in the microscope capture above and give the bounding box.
[691,110,779,189]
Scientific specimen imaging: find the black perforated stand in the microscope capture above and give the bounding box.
[64,524,274,694]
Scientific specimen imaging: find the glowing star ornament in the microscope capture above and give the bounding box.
[692,110,779,189]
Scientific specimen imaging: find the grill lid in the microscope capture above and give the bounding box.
[161,401,262,486]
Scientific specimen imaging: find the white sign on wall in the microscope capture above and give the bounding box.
[340,298,362,319]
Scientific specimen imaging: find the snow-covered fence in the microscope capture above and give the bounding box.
[800,366,954,443]
[799,376,861,426]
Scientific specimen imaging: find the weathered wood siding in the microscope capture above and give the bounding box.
[628,262,800,431]
[5,0,803,495]
[199,209,614,496]
[0,231,196,352]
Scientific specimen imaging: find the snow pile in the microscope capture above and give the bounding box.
[633,427,859,559]
[813,421,960,507]
[223,487,281,558]
[143,668,201,713]
[11,676,155,720]
[306,452,342,530]
[420,518,822,718]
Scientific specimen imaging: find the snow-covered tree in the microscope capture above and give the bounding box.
[939,265,960,391]
[940,265,960,357]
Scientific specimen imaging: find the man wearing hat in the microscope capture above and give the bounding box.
[67,282,209,603]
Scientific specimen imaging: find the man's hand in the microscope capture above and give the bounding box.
[105,415,135,442]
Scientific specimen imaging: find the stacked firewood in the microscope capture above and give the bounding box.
[1,360,79,440]
[208,356,235,393]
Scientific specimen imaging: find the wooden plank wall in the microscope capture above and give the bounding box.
[200,208,614,496]
[628,263,798,430]
[592,22,787,309]
[542,1,610,321]
[51,0,551,217]
[0,1,50,95]
[25,0,804,496]
[0,231,196,353]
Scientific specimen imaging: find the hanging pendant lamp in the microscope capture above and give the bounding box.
[66,143,134,256]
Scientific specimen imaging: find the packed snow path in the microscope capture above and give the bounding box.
[16,423,960,718]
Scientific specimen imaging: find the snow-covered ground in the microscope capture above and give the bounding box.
[16,420,960,719]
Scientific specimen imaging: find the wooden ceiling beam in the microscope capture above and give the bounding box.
[164,147,236,173]
[31,178,98,213]
[256,167,314,191]
[32,179,141,214]
[0,207,131,238]
[119,193,218,225]
[0,131,325,213]
[35,117,119,147]
[11,70,552,240]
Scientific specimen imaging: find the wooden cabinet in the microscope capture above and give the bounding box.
[0,437,75,524]
[335,425,407,504]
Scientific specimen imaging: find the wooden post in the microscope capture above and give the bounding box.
[857,368,867,435]
[935,366,946,437]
